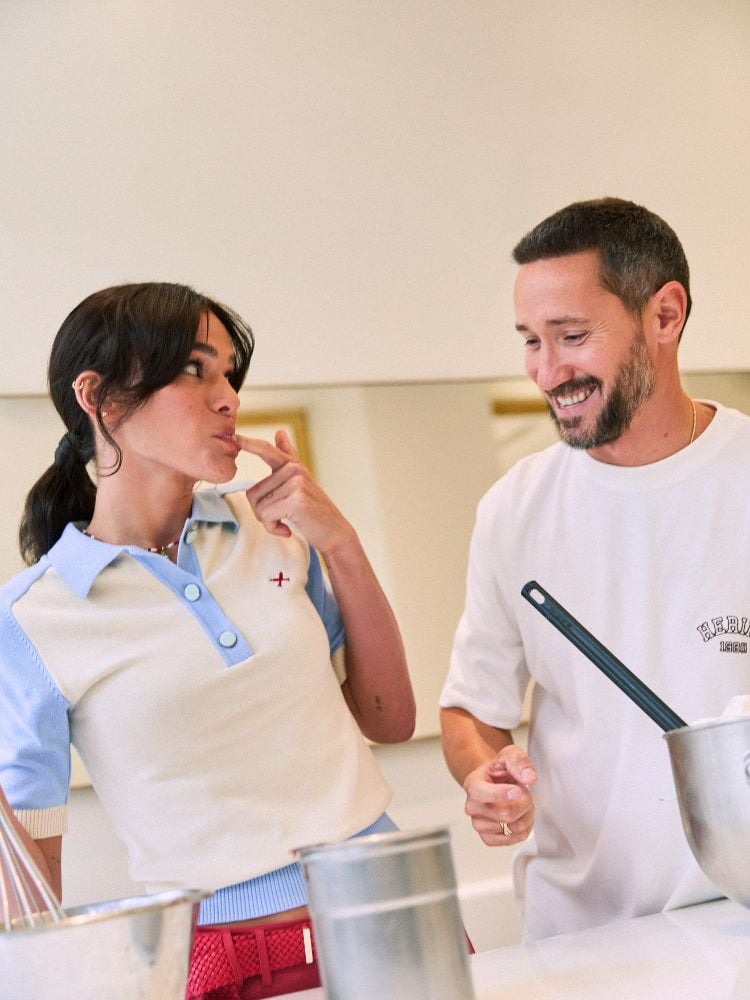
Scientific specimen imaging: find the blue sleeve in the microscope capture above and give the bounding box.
[0,588,72,811]
[305,548,345,654]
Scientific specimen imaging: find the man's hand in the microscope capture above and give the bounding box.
[462,744,537,846]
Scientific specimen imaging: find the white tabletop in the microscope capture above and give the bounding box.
[277,898,750,999]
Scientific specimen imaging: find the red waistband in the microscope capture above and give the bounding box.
[187,916,317,997]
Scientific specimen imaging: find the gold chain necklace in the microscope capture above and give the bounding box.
[688,398,697,445]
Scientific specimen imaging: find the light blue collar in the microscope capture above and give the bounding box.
[48,488,240,598]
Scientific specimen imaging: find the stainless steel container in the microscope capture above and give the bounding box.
[297,825,475,1000]
[0,889,204,999]
[665,716,750,908]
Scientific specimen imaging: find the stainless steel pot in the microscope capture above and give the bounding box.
[0,889,204,999]
[665,716,750,908]
[297,826,475,1000]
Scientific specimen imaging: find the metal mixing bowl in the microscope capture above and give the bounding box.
[665,716,750,908]
[0,888,205,999]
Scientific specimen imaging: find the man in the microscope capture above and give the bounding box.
[440,197,750,941]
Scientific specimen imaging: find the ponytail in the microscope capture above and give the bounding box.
[19,427,96,565]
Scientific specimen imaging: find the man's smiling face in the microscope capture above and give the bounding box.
[514,249,655,450]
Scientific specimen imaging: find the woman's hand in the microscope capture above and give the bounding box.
[240,429,354,557]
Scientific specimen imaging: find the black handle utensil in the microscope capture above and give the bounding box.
[521,580,687,732]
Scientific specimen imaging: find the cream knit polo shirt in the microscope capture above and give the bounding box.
[1,486,391,893]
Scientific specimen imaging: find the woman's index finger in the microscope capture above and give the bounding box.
[235,434,288,472]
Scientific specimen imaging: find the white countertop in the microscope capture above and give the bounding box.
[277,898,750,999]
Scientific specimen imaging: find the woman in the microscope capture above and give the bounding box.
[0,282,415,998]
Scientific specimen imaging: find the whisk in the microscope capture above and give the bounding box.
[1,794,66,931]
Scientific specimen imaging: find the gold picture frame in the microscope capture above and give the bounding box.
[490,395,557,486]
[492,398,548,416]
[232,408,314,484]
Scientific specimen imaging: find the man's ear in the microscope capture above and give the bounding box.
[649,281,688,345]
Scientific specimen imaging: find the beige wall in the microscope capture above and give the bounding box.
[2,1,750,394]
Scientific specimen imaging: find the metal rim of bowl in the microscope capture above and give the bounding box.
[663,714,750,741]
[1,889,206,937]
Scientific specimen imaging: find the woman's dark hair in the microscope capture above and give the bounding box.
[19,282,254,565]
[512,197,692,328]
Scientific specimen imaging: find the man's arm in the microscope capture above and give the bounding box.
[440,706,537,845]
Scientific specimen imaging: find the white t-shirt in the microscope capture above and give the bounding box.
[441,402,750,940]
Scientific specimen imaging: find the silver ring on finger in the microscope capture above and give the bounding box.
[499,822,512,837]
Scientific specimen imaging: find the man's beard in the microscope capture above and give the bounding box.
[547,331,656,450]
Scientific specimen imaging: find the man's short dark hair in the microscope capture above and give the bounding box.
[512,197,692,327]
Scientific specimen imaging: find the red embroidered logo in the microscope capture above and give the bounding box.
[270,572,290,588]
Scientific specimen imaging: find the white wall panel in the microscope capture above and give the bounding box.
[2,1,749,394]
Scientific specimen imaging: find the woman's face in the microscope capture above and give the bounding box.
[109,311,242,486]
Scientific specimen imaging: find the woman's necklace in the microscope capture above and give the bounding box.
[82,529,180,558]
